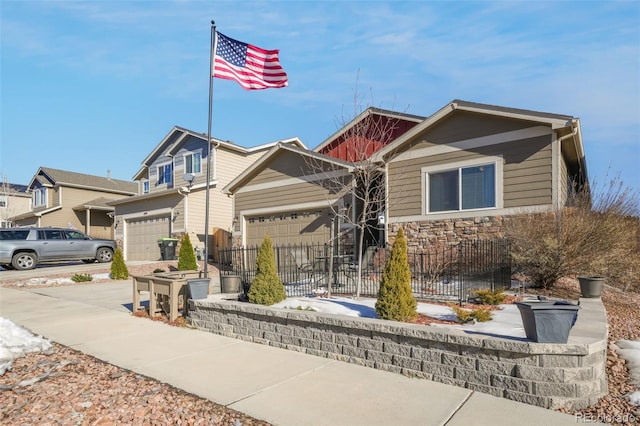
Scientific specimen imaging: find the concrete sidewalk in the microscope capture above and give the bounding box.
[0,282,580,426]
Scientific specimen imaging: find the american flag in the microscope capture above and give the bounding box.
[213,32,288,90]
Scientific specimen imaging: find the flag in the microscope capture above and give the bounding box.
[213,32,288,90]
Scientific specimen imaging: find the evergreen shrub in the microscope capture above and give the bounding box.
[71,273,93,282]
[247,235,287,306]
[110,247,129,280]
[178,233,198,271]
[375,228,417,321]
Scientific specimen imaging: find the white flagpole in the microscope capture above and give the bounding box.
[203,20,217,278]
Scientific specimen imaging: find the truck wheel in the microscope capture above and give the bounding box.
[96,248,114,263]
[12,252,37,270]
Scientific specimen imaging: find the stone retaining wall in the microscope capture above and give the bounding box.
[188,298,608,410]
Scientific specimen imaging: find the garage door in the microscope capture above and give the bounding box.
[246,209,331,247]
[126,215,171,261]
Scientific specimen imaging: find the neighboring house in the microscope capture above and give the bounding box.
[0,181,31,228]
[224,100,587,251]
[377,99,587,245]
[11,167,137,239]
[108,126,305,261]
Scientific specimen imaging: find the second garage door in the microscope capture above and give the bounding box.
[246,209,331,247]
[126,215,171,261]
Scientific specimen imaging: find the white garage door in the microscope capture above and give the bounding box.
[246,209,331,247]
[126,215,171,261]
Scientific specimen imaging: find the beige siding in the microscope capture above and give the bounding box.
[389,134,553,217]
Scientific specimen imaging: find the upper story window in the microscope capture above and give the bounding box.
[157,163,173,186]
[0,195,6,208]
[142,181,150,194]
[184,152,202,174]
[33,188,47,207]
[423,159,499,214]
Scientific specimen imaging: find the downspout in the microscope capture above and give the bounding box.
[555,123,578,209]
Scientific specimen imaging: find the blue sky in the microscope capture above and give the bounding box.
[1,1,639,194]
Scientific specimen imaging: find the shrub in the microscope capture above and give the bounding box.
[375,228,417,322]
[177,233,198,271]
[71,273,93,282]
[448,303,492,323]
[474,288,507,305]
[247,235,287,306]
[505,174,640,290]
[110,248,128,280]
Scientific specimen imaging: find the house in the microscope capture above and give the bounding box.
[223,143,355,248]
[224,100,587,252]
[0,181,31,228]
[108,126,305,261]
[11,167,137,239]
[376,99,586,245]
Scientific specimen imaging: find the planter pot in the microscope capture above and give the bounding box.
[515,301,581,343]
[578,276,605,298]
[187,278,211,300]
[221,275,242,293]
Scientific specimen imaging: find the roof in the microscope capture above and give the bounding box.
[27,167,137,195]
[223,143,354,195]
[313,107,425,157]
[133,126,306,181]
[72,197,118,211]
[374,99,580,161]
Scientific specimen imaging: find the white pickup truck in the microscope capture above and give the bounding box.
[0,227,116,270]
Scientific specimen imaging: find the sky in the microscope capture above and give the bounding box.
[1,1,639,194]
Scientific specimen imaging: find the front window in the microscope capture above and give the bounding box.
[184,152,202,174]
[157,163,173,185]
[33,188,47,207]
[0,195,6,208]
[426,163,496,213]
[142,181,150,194]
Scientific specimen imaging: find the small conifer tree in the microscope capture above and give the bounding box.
[110,247,129,280]
[247,235,287,305]
[375,228,417,321]
[178,233,198,270]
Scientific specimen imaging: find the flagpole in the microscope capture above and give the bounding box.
[203,20,217,278]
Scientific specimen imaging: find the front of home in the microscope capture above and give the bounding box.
[378,100,586,245]
[10,167,137,239]
[109,126,305,261]
[224,100,587,254]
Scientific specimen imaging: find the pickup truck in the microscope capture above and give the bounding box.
[0,227,117,270]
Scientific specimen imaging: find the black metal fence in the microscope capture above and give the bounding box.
[217,239,511,303]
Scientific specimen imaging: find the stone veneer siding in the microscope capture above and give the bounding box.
[188,298,608,410]
[389,215,505,247]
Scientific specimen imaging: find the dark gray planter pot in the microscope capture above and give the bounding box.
[578,276,605,298]
[515,301,581,343]
[187,278,211,300]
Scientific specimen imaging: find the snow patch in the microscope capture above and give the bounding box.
[0,318,52,375]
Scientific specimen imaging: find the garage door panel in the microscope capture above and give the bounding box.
[246,209,330,247]
[126,215,171,261]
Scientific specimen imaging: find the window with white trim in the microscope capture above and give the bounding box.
[157,163,173,185]
[184,151,202,174]
[142,181,150,194]
[424,161,497,213]
[0,195,6,208]
[33,188,47,207]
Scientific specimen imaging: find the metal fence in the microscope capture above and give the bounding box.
[217,239,511,303]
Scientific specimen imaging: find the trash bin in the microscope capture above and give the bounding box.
[157,238,179,260]
[515,300,581,343]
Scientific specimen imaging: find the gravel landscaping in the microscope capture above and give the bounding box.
[1,262,639,425]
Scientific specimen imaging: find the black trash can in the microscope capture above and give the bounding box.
[157,238,179,260]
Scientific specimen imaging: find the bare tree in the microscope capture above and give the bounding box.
[304,87,410,298]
